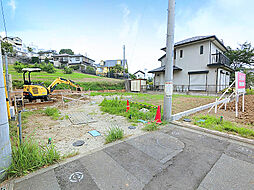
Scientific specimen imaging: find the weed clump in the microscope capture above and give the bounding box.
[99,98,156,123]
[193,115,254,138]
[4,138,60,178]
[142,122,160,131]
[105,127,124,143]
[44,107,61,120]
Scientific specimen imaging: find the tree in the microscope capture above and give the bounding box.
[31,57,40,64]
[27,47,33,53]
[44,57,50,63]
[225,42,254,70]
[1,41,13,55]
[59,49,74,55]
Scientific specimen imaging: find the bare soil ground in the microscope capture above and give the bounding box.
[21,92,217,156]
[23,95,146,156]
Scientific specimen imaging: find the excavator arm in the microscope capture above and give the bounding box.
[47,77,81,93]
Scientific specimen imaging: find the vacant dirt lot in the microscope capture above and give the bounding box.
[21,92,217,156]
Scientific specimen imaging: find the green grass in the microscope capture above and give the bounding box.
[4,137,60,178]
[99,98,157,123]
[193,115,254,139]
[246,89,254,95]
[90,91,215,99]
[8,64,100,81]
[44,107,61,120]
[105,127,124,143]
[9,64,125,91]
[142,122,160,131]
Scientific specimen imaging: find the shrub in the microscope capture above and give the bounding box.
[105,127,124,143]
[70,65,80,70]
[63,66,73,74]
[4,138,60,178]
[31,57,40,64]
[13,61,26,73]
[39,62,56,73]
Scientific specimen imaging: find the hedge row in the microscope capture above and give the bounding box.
[12,80,125,91]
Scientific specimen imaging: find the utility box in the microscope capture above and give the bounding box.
[131,79,147,92]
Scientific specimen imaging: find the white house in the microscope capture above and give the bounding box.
[53,54,95,70]
[134,70,145,79]
[149,35,234,93]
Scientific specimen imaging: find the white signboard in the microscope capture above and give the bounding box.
[235,72,246,94]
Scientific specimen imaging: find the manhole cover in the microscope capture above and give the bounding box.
[128,126,136,129]
[73,140,85,147]
[69,172,84,183]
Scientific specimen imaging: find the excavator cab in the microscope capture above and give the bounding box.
[22,68,49,100]
[22,68,82,101]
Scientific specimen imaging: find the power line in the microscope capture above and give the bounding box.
[0,0,8,38]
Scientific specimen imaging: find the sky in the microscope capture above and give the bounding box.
[0,0,254,73]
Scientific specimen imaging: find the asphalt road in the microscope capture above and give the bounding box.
[12,124,254,190]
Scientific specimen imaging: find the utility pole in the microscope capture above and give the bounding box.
[0,42,12,181]
[5,55,10,99]
[163,0,175,121]
[123,45,126,76]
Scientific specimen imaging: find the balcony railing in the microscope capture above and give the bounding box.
[211,53,231,67]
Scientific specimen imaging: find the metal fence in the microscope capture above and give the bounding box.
[150,84,232,95]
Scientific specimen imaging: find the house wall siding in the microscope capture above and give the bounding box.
[154,39,231,91]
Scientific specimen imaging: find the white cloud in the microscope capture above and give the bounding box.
[175,0,254,48]
[8,0,16,12]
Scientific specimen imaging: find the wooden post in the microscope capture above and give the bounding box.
[242,93,245,112]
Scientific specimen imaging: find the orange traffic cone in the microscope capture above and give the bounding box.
[154,106,162,123]
[126,100,130,112]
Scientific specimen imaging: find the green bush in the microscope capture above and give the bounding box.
[39,62,56,73]
[4,138,60,178]
[105,127,124,143]
[31,57,39,64]
[70,65,80,70]
[63,66,73,74]
[13,61,26,73]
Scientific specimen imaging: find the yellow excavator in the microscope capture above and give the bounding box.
[22,68,81,101]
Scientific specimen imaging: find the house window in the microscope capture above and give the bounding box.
[200,45,204,55]
[75,57,80,61]
[180,50,183,58]
[174,50,176,59]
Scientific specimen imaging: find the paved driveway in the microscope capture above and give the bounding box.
[12,124,254,190]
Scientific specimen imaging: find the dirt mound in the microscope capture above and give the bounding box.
[226,95,254,125]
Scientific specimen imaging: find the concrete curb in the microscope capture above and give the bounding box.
[172,121,254,146]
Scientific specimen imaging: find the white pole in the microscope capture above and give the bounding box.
[235,93,238,117]
[164,0,175,121]
[215,98,217,113]
[0,42,12,181]
[242,93,245,112]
